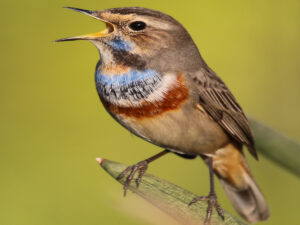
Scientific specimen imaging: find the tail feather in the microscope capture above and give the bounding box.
[211,143,270,223]
[219,174,270,223]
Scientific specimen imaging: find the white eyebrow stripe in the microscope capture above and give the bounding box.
[134,16,175,30]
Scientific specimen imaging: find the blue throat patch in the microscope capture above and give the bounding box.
[96,69,159,86]
[95,68,162,102]
[108,38,132,51]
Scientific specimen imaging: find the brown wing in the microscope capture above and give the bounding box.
[192,67,258,159]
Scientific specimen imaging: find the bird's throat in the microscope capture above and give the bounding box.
[95,64,167,107]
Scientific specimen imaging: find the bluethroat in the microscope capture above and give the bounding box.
[56,7,270,224]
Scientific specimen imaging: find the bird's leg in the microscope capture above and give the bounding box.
[188,157,224,224]
[117,149,170,196]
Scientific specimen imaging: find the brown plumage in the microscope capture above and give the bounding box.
[192,66,258,159]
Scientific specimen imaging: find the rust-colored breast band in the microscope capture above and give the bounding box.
[103,75,189,119]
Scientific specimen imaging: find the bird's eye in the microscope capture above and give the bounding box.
[129,21,147,31]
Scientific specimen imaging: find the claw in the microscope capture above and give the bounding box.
[136,163,148,187]
[188,196,207,206]
[215,201,225,220]
[188,193,224,224]
[117,160,148,196]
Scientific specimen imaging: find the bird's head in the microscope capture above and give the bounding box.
[56,7,202,72]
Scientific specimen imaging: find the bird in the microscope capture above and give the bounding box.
[56,7,270,224]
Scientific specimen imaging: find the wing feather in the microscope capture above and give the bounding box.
[192,67,257,159]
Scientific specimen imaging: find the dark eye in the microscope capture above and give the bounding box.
[129,21,146,31]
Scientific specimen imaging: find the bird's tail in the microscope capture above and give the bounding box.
[209,143,270,223]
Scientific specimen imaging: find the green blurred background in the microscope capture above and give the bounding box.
[1,0,299,224]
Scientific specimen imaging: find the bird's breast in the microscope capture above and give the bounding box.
[103,75,189,119]
[95,65,189,119]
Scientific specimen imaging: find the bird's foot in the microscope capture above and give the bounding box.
[117,160,148,196]
[188,192,224,225]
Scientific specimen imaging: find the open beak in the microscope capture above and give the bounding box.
[55,7,114,42]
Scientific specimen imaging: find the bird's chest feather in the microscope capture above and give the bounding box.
[95,65,189,119]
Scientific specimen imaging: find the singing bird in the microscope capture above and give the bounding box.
[56,7,270,224]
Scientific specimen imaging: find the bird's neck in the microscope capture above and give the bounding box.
[95,63,177,107]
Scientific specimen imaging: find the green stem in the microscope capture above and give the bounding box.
[98,159,247,225]
[249,119,300,177]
